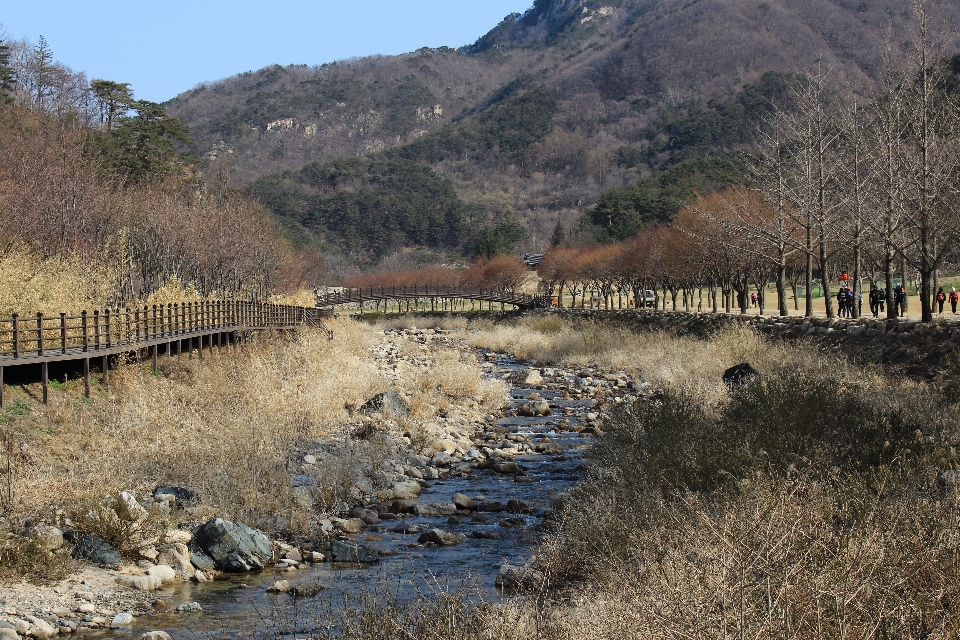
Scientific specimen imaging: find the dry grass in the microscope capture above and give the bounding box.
[0,246,113,317]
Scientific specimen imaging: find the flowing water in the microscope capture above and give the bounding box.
[102,354,596,638]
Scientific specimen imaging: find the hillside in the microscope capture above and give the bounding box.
[166,0,960,261]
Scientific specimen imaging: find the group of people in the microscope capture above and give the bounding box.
[744,283,959,317]
[935,286,960,314]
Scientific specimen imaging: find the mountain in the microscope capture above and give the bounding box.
[165,0,960,263]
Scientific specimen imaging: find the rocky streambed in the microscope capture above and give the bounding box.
[0,328,647,639]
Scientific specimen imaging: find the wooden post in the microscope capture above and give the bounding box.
[83,358,90,398]
[41,361,48,404]
[81,311,89,352]
[152,344,158,372]
[93,311,100,350]
[12,314,19,358]
[102,355,109,389]
[60,313,67,354]
[0,366,4,409]
[104,309,112,348]
[37,312,44,356]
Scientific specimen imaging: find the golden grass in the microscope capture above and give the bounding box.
[0,247,112,317]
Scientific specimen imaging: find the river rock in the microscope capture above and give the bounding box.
[156,547,195,577]
[333,518,366,534]
[115,575,162,591]
[139,633,173,640]
[350,507,380,525]
[431,452,456,467]
[30,524,64,551]
[290,582,327,597]
[174,602,202,613]
[523,369,543,385]
[72,533,122,568]
[722,362,759,387]
[193,518,273,572]
[472,530,502,540]
[492,461,521,474]
[162,528,192,544]
[329,540,379,563]
[451,493,477,510]
[360,390,410,416]
[153,485,199,508]
[507,499,534,514]
[266,580,291,593]
[147,564,176,584]
[495,563,545,589]
[412,503,457,517]
[190,552,215,571]
[0,629,19,640]
[111,613,134,627]
[478,501,505,513]
[24,617,55,639]
[391,480,422,499]
[417,529,466,546]
[117,491,148,522]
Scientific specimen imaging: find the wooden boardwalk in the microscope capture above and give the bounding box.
[0,301,331,407]
[315,285,548,312]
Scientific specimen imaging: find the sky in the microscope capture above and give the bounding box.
[2,1,534,103]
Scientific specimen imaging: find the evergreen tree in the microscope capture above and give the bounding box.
[31,35,53,108]
[91,79,133,131]
[550,220,565,246]
[0,39,15,103]
[96,98,193,183]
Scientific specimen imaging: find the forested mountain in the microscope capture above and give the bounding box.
[166,0,960,264]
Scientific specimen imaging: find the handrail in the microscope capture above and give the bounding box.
[0,300,332,362]
[314,285,549,310]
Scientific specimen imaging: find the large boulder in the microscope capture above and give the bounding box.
[329,540,379,564]
[722,363,759,388]
[451,493,477,511]
[360,390,410,416]
[417,529,466,546]
[391,480,422,499]
[117,492,148,522]
[72,533,122,568]
[30,525,64,551]
[192,519,273,572]
[412,503,457,517]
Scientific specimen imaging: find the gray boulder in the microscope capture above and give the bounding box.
[722,363,759,388]
[412,503,458,517]
[417,529,466,546]
[360,390,410,416]
[193,519,273,572]
[495,563,545,589]
[329,540,379,564]
[72,534,122,568]
[451,493,477,510]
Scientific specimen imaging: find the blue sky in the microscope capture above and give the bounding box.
[2,1,534,103]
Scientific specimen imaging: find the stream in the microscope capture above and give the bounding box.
[99,354,598,638]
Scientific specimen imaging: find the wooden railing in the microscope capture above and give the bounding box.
[0,300,331,363]
[315,285,549,310]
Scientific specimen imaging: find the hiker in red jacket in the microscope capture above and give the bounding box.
[950,288,959,314]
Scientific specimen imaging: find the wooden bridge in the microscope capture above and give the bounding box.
[0,300,331,408]
[315,285,549,312]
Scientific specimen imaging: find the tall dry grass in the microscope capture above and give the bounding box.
[0,246,113,317]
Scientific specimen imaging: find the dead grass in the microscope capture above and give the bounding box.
[0,246,113,317]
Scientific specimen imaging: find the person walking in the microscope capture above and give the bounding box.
[869,286,879,317]
[936,287,946,314]
[894,284,906,317]
[878,287,886,315]
[837,288,847,317]
[950,287,958,314]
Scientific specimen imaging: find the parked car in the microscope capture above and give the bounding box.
[642,290,656,308]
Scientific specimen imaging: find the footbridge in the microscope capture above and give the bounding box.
[315,285,549,312]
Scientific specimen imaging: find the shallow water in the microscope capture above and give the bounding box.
[102,354,594,638]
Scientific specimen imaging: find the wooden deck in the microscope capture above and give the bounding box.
[0,300,331,407]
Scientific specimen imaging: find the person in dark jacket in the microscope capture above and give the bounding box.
[936,287,946,314]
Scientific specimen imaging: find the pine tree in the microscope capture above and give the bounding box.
[0,39,15,103]
[91,79,133,131]
[31,35,54,108]
[550,220,565,246]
